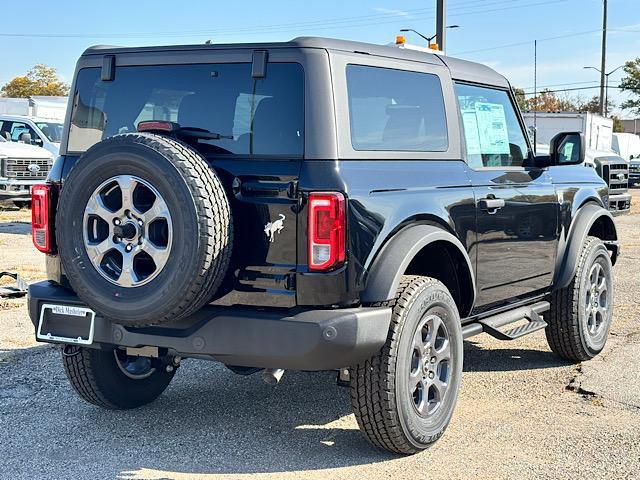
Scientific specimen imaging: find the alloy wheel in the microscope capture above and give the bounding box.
[408,313,452,417]
[83,175,172,288]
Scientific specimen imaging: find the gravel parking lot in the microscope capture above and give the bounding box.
[1,193,639,480]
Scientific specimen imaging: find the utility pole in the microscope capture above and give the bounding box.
[533,40,537,145]
[599,0,608,116]
[437,0,446,51]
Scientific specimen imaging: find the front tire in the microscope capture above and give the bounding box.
[546,236,613,361]
[62,347,176,409]
[350,276,463,454]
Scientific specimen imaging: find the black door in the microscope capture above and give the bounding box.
[455,83,559,309]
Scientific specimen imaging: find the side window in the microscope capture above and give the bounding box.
[11,122,37,142]
[455,83,529,168]
[346,65,448,152]
[0,121,13,141]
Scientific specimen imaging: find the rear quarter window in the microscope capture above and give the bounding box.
[68,62,304,156]
[346,65,448,152]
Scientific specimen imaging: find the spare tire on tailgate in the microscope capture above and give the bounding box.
[56,133,233,327]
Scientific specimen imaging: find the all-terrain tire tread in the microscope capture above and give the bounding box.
[62,348,119,409]
[546,236,604,361]
[350,275,446,455]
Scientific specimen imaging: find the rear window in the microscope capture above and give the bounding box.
[68,62,304,156]
[346,65,448,152]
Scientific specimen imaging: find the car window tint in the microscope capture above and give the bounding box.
[455,83,529,168]
[346,65,448,152]
[69,63,304,156]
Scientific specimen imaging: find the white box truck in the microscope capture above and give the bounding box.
[522,112,630,215]
[612,132,640,161]
[0,96,67,121]
[522,112,614,152]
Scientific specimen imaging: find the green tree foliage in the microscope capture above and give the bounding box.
[512,87,529,111]
[1,64,69,98]
[620,58,640,115]
[612,116,625,133]
[578,95,615,115]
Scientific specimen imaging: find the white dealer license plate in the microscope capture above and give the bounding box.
[37,303,96,345]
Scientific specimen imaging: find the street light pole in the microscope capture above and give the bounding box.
[584,65,623,117]
[599,0,608,116]
[400,25,459,49]
[437,0,447,51]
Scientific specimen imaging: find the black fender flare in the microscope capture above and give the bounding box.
[361,225,476,309]
[553,203,618,290]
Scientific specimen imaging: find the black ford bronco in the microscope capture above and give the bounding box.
[28,37,619,454]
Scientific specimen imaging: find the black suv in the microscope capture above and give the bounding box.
[29,38,619,455]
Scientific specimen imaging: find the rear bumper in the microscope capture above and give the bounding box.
[0,180,36,201]
[609,192,631,215]
[28,281,391,370]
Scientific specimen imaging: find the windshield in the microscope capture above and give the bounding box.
[35,122,63,143]
[68,62,304,156]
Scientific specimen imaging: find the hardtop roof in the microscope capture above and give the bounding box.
[82,36,509,88]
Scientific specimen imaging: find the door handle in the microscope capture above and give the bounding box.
[479,197,505,213]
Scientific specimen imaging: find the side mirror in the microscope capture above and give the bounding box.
[549,131,585,166]
[18,132,32,144]
[33,137,43,146]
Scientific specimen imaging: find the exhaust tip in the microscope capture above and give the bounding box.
[261,368,285,385]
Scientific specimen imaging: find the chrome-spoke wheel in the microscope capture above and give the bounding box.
[83,175,172,288]
[409,313,451,417]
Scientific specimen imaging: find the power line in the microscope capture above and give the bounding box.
[521,80,600,90]
[452,25,640,58]
[521,85,635,96]
[0,0,568,39]
[452,29,602,56]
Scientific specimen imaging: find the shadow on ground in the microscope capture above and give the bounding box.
[0,221,30,235]
[463,340,573,372]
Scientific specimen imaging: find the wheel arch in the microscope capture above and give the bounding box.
[553,202,618,291]
[361,224,475,317]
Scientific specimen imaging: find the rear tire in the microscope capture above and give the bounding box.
[62,347,175,409]
[350,276,463,454]
[546,236,613,361]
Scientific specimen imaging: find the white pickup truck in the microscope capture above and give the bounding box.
[0,135,53,207]
[0,115,63,156]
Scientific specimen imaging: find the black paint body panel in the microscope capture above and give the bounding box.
[43,39,612,322]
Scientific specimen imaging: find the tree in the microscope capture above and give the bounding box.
[1,64,69,98]
[620,58,640,114]
[611,115,625,133]
[528,89,581,112]
[577,95,615,115]
[512,87,529,111]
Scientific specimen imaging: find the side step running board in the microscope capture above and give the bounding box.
[462,301,550,341]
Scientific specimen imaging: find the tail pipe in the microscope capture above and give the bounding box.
[261,368,285,385]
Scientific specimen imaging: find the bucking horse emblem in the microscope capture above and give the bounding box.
[264,214,285,243]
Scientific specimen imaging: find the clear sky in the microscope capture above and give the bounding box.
[2,0,639,116]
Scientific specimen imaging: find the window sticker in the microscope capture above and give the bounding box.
[461,110,482,155]
[474,102,510,155]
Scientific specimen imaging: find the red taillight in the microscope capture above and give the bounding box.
[308,192,346,272]
[32,184,53,254]
[137,121,177,133]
